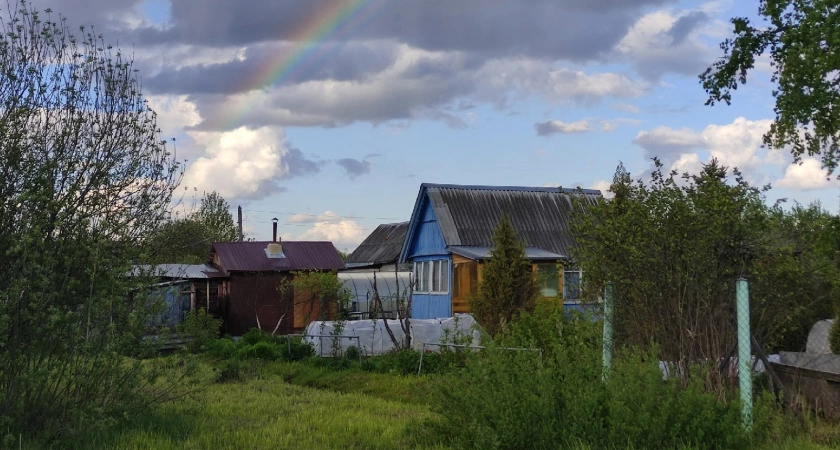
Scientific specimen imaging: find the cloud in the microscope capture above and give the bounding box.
[590,179,615,199]
[294,211,367,251]
[181,126,320,200]
[535,120,590,136]
[633,126,706,166]
[615,8,714,79]
[634,117,778,184]
[336,154,380,179]
[776,159,840,190]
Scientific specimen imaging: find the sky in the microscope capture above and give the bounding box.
[22,0,840,251]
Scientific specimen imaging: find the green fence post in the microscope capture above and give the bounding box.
[736,277,753,430]
[602,282,614,381]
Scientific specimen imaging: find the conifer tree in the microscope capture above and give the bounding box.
[471,215,538,336]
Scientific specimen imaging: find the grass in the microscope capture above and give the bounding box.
[25,355,840,450]
[60,369,443,449]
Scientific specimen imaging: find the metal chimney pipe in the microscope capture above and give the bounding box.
[272,217,278,242]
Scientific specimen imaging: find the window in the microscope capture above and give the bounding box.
[535,264,559,298]
[413,259,449,293]
[563,267,582,301]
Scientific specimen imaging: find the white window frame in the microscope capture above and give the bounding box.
[413,259,449,294]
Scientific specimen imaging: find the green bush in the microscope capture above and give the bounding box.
[236,341,282,361]
[831,318,840,354]
[430,310,769,450]
[241,328,270,346]
[281,336,315,361]
[206,338,239,359]
[177,308,222,353]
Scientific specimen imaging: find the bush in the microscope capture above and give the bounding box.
[206,338,239,359]
[241,328,270,346]
[236,341,282,361]
[831,319,840,354]
[178,309,222,353]
[430,311,769,449]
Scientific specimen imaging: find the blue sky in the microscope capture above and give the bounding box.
[26,0,840,251]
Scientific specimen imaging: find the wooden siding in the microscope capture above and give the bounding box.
[411,293,451,319]
[223,272,294,337]
[292,273,339,329]
[407,200,447,258]
[450,259,568,314]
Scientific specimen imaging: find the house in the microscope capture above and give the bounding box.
[398,183,601,319]
[209,230,345,336]
[344,221,409,272]
[131,263,225,327]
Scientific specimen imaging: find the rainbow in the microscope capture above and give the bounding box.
[214,0,391,130]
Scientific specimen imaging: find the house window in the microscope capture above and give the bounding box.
[535,264,559,298]
[563,267,582,301]
[414,260,449,294]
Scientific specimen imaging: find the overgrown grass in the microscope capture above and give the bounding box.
[59,372,443,450]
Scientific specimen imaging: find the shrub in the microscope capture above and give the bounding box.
[206,338,239,359]
[281,336,315,361]
[831,318,840,354]
[178,308,222,353]
[236,341,282,361]
[431,311,768,450]
[241,328,270,346]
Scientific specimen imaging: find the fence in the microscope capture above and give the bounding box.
[601,277,840,426]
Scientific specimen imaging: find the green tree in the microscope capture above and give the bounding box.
[0,1,181,436]
[148,191,237,263]
[701,0,840,172]
[571,160,769,366]
[471,215,539,337]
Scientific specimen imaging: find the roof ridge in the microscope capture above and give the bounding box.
[420,182,601,195]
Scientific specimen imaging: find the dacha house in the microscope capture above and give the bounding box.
[399,183,601,319]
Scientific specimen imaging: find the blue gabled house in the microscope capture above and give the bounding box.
[398,183,602,319]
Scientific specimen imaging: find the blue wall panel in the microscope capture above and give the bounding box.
[408,200,447,258]
[412,293,451,319]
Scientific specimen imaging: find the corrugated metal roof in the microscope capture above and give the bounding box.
[131,264,223,279]
[449,246,565,261]
[346,222,408,265]
[401,183,601,261]
[212,241,346,272]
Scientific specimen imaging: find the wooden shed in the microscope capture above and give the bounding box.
[209,239,345,336]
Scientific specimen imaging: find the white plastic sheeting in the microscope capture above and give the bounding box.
[304,313,481,356]
[338,272,412,317]
[806,319,835,354]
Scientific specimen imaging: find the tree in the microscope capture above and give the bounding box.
[571,160,840,369]
[148,191,237,263]
[0,1,181,436]
[471,215,539,337]
[701,1,840,172]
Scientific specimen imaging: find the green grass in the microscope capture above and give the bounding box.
[62,372,443,449]
[26,356,839,450]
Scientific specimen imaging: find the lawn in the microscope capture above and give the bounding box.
[61,366,442,450]
[33,357,838,450]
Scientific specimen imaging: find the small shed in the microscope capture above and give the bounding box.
[209,240,345,336]
[132,264,225,327]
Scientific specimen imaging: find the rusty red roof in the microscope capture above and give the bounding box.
[211,241,345,273]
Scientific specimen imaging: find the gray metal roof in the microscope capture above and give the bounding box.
[132,264,223,279]
[346,222,408,265]
[401,183,601,261]
[449,246,565,261]
[211,241,346,272]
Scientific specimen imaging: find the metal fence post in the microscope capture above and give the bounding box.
[737,277,753,430]
[602,282,614,381]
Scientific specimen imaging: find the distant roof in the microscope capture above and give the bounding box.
[401,183,602,261]
[132,264,223,279]
[211,241,346,272]
[345,222,408,266]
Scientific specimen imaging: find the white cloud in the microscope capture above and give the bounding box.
[615,8,714,79]
[776,159,840,190]
[182,126,291,200]
[296,213,367,251]
[590,179,614,199]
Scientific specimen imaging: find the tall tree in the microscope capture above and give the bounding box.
[471,215,539,337]
[701,0,840,172]
[148,191,237,263]
[0,1,181,435]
